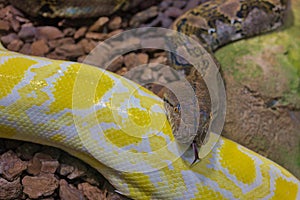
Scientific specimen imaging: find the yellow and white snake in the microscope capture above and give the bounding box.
[1,0,300,199]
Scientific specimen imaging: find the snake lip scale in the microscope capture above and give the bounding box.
[1,0,300,199]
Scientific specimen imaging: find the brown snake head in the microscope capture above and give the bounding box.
[163,76,211,147]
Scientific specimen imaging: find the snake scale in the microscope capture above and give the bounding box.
[0,0,299,199]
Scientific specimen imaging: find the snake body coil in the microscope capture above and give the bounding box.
[1,0,300,199]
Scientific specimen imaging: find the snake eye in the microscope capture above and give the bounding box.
[174,104,180,113]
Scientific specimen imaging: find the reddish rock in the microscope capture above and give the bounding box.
[108,16,122,30]
[124,53,149,70]
[107,55,124,72]
[0,20,10,31]
[7,39,23,52]
[1,33,18,46]
[19,43,31,55]
[22,174,59,199]
[164,7,183,18]
[89,17,109,32]
[55,43,85,58]
[31,39,50,56]
[27,153,52,175]
[18,26,37,42]
[48,37,75,49]
[0,177,22,200]
[37,26,64,40]
[74,26,88,39]
[63,27,76,37]
[130,6,158,27]
[78,182,102,200]
[85,32,108,41]
[8,17,20,32]
[78,38,97,53]
[0,150,27,181]
[59,179,84,200]
[107,29,123,38]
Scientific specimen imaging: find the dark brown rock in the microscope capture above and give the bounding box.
[31,39,50,56]
[18,26,37,42]
[0,150,27,181]
[85,32,108,41]
[78,182,102,200]
[55,43,85,58]
[59,179,84,200]
[7,39,23,51]
[22,174,59,199]
[1,33,18,46]
[48,37,75,49]
[0,177,22,200]
[16,143,41,160]
[107,55,124,72]
[37,26,64,40]
[0,20,10,31]
[27,153,52,175]
[74,26,88,39]
[130,6,158,27]
[78,38,97,53]
[164,7,183,18]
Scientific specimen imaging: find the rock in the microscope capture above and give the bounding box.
[22,174,59,199]
[0,20,10,31]
[60,154,87,180]
[124,53,149,70]
[37,26,64,40]
[27,153,52,175]
[130,6,158,27]
[108,16,122,30]
[107,55,124,72]
[55,43,85,58]
[172,0,187,8]
[57,163,74,177]
[1,33,18,46]
[16,143,41,160]
[59,179,84,200]
[137,53,149,65]
[19,43,31,55]
[18,26,37,42]
[7,39,23,52]
[63,27,76,37]
[78,38,97,53]
[74,26,88,39]
[0,177,22,200]
[89,17,109,32]
[31,39,50,56]
[78,182,103,200]
[8,17,20,32]
[48,37,75,49]
[0,150,27,181]
[27,152,59,175]
[85,32,108,41]
[164,7,183,18]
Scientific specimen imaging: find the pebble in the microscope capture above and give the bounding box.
[0,150,27,181]
[0,177,22,200]
[22,174,59,199]
[59,179,84,200]
[31,39,50,56]
[108,16,122,30]
[55,43,85,58]
[0,32,18,45]
[74,26,88,39]
[6,38,23,51]
[37,26,64,40]
[89,16,109,32]
[18,25,36,42]
[0,20,10,31]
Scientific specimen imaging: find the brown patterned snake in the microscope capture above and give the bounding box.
[2,0,299,199]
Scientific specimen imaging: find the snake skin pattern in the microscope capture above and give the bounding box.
[1,0,300,199]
